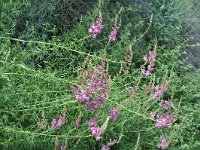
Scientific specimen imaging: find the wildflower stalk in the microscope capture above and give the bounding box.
[134,133,140,150]
[108,6,123,43]
[141,39,157,76]
[98,0,103,17]
[131,14,153,45]
[101,41,110,67]
[114,6,123,27]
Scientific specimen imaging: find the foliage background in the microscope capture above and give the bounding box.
[0,0,200,150]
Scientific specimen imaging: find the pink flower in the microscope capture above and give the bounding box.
[71,66,109,111]
[51,119,59,130]
[157,135,170,149]
[109,108,120,121]
[150,112,155,119]
[101,145,110,150]
[152,81,169,100]
[88,118,108,141]
[71,85,78,94]
[88,118,97,127]
[141,69,146,75]
[109,26,118,42]
[89,16,104,38]
[160,100,171,110]
[99,70,107,76]
[155,114,175,128]
[141,48,156,76]
[143,55,148,62]
[76,88,90,102]
[95,135,102,141]
[51,111,66,130]
[96,65,102,70]
[90,126,102,141]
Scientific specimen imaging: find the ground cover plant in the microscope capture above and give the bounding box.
[0,0,200,150]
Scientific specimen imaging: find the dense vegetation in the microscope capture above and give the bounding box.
[0,0,199,149]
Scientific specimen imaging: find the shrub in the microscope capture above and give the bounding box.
[0,0,199,150]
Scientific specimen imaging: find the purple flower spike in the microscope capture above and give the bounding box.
[152,81,169,100]
[90,126,102,141]
[157,135,170,149]
[109,26,118,42]
[88,118,97,127]
[71,85,78,94]
[101,145,110,150]
[90,126,102,134]
[89,16,104,38]
[141,48,156,76]
[160,100,171,110]
[71,66,109,112]
[109,108,120,121]
[96,65,102,70]
[155,114,175,128]
[95,135,102,141]
[51,119,58,130]
[99,70,107,76]
[150,112,155,119]
[51,111,66,130]
[88,118,107,141]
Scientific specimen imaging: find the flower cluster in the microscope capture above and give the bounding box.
[152,81,169,100]
[88,16,104,38]
[88,118,98,127]
[90,126,103,141]
[141,48,156,76]
[88,118,103,141]
[51,111,66,130]
[155,114,175,128]
[109,108,120,121]
[149,79,174,148]
[88,117,109,141]
[160,99,171,110]
[88,16,120,42]
[149,111,175,149]
[71,66,109,111]
[157,135,170,149]
[109,26,118,42]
